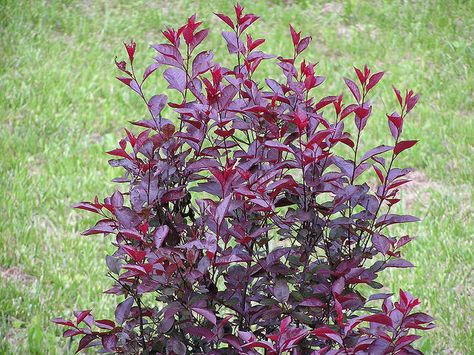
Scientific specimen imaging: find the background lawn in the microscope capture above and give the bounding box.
[0,0,473,353]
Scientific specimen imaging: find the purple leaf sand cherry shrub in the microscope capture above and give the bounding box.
[53,4,434,354]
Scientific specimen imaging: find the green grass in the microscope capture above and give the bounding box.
[0,0,472,353]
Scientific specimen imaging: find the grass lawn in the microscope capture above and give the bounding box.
[0,0,473,353]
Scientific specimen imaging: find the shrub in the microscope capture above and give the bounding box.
[53,4,434,354]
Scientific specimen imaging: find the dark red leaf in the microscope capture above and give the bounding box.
[247,36,265,52]
[106,148,132,160]
[81,220,114,236]
[190,29,209,53]
[315,95,337,111]
[296,36,311,55]
[406,93,419,113]
[289,24,300,46]
[243,341,274,350]
[361,313,393,327]
[143,62,160,81]
[366,71,384,92]
[373,164,385,183]
[393,86,403,107]
[73,202,102,214]
[344,77,361,103]
[215,13,234,29]
[340,103,357,119]
[124,40,136,64]
[354,66,365,85]
[63,329,83,337]
[51,317,75,328]
[312,326,343,345]
[75,310,91,325]
[372,233,391,256]
[161,187,186,204]
[95,319,115,330]
[122,245,146,263]
[376,214,420,227]
[76,334,97,353]
[394,140,418,156]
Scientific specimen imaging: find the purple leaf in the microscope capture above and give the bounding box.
[161,187,186,204]
[216,194,232,227]
[114,206,140,228]
[395,334,421,349]
[360,145,392,163]
[148,94,167,118]
[192,307,216,325]
[406,94,419,113]
[273,279,289,303]
[296,36,311,55]
[372,233,391,256]
[73,202,102,214]
[376,214,420,228]
[192,51,214,77]
[163,67,187,93]
[186,326,215,341]
[299,298,324,307]
[101,334,117,352]
[222,31,244,54]
[81,220,114,236]
[63,329,83,338]
[154,225,170,248]
[385,259,414,268]
[143,62,160,81]
[312,326,343,345]
[264,140,292,153]
[115,297,133,325]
